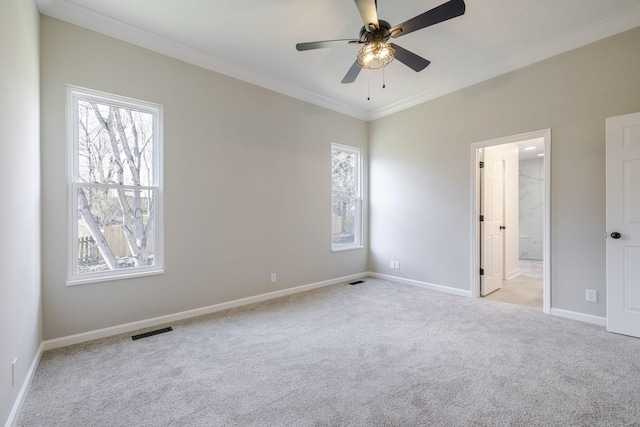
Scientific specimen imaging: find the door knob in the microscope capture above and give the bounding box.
[611,232,622,239]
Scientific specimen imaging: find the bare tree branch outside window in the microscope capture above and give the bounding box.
[75,99,156,273]
[331,146,361,247]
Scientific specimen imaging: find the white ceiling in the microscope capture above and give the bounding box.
[517,138,545,161]
[37,0,640,120]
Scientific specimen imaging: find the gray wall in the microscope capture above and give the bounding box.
[369,27,640,318]
[40,17,368,340]
[0,0,41,424]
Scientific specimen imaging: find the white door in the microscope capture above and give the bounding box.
[606,112,640,338]
[481,149,504,296]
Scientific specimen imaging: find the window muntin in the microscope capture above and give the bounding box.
[331,144,362,250]
[68,87,163,284]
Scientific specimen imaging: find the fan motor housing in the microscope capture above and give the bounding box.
[359,20,392,43]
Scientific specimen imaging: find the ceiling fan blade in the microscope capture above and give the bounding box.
[341,60,362,84]
[390,43,430,72]
[296,40,361,51]
[354,0,379,32]
[390,0,465,38]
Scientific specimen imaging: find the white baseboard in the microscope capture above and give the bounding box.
[505,268,520,280]
[5,343,44,427]
[367,272,472,298]
[42,272,368,351]
[8,273,610,427]
[372,272,607,328]
[550,308,607,326]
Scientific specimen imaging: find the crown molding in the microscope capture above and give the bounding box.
[367,6,640,120]
[37,0,640,122]
[36,0,369,121]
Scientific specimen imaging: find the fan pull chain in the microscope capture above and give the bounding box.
[367,69,370,101]
[383,68,386,89]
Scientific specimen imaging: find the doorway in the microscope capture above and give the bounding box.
[471,129,551,314]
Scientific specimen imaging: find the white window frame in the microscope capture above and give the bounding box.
[331,143,363,252]
[67,86,164,285]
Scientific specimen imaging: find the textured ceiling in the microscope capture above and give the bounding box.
[37,0,640,120]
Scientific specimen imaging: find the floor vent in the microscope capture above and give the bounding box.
[349,280,365,285]
[131,327,173,341]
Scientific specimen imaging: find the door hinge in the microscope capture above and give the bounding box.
[479,161,484,168]
[479,215,484,222]
[480,268,484,276]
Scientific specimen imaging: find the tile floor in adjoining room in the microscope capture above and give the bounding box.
[483,261,543,309]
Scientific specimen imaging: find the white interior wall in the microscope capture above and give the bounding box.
[40,16,368,340]
[504,145,520,280]
[0,0,42,424]
[369,26,640,318]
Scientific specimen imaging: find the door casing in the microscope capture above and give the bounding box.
[470,129,551,314]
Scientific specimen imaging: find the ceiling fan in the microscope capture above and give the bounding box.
[296,0,466,84]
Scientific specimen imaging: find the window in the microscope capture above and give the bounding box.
[331,143,362,251]
[67,87,163,284]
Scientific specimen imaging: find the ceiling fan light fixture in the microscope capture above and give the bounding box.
[357,40,395,70]
[296,0,466,83]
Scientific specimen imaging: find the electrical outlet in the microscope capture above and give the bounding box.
[12,358,17,387]
[586,289,598,303]
[270,273,277,283]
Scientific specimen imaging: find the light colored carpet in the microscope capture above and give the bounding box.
[16,278,640,426]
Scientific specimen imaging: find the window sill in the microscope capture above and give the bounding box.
[331,245,364,253]
[66,268,164,286]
